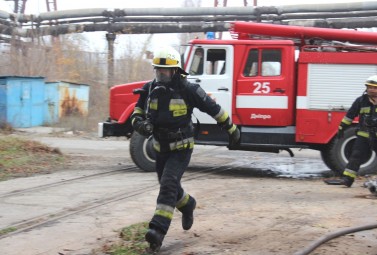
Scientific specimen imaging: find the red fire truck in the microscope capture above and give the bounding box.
[98,21,377,175]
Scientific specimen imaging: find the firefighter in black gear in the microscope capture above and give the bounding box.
[131,46,240,252]
[325,75,377,187]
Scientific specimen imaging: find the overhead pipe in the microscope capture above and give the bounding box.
[0,2,377,37]
[7,1,377,24]
[15,22,229,37]
[277,1,377,14]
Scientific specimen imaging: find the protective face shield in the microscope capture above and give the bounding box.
[154,67,175,84]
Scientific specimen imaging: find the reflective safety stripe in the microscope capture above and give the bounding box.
[341,116,352,125]
[214,108,228,123]
[228,124,237,134]
[153,57,179,66]
[170,99,188,117]
[171,138,194,150]
[155,204,175,220]
[149,99,188,116]
[360,107,370,114]
[150,99,158,110]
[169,99,187,111]
[343,169,357,179]
[176,193,189,209]
[357,130,370,138]
[153,142,160,152]
[358,107,377,115]
[173,109,187,117]
[366,82,377,87]
[133,107,144,115]
[153,137,194,152]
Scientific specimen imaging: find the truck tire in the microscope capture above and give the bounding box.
[129,132,155,172]
[320,126,377,176]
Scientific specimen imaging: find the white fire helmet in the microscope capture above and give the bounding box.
[152,46,188,74]
[365,75,377,87]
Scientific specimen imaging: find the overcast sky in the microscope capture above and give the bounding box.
[1,0,377,13]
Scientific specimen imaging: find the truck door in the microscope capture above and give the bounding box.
[235,45,295,126]
[186,45,233,124]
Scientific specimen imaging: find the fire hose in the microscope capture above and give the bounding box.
[293,222,377,255]
[295,177,377,255]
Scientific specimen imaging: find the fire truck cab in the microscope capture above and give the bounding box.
[98,22,377,175]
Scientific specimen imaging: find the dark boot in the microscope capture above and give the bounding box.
[145,228,165,252]
[179,196,196,230]
[324,176,354,187]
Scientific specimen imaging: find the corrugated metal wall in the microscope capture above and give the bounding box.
[58,82,89,118]
[44,82,59,125]
[0,76,45,128]
[0,84,6,124]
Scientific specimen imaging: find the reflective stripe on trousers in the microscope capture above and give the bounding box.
[149,148,193,234]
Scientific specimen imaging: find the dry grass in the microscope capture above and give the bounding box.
[0,134,66,181]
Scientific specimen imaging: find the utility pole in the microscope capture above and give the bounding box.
[106,33,116,88]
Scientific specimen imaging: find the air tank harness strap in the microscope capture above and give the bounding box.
[154,125,193,141]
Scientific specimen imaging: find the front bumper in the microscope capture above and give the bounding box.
[98,121,133,138]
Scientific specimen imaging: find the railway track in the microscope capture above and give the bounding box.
[0,153,245,240]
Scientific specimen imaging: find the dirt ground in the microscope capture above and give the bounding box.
[2,129,377,255]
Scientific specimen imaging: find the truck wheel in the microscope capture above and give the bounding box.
[129,132,155,172]
[320,126,377,176]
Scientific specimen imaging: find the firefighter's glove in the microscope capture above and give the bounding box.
[220,117,240,147]
[229,125,241,147]
[337,123,348,139]
[134,119,153,137]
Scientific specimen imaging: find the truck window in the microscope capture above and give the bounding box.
[243,49,282,77]
[205,49,226,75]
[189,48,227,76]
[243,49,258,77]
[261,49,281,77]
[189,48,204,75]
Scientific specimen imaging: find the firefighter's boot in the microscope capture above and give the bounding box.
[177,195,196,230]
[324,176,354,187]
[145,228,165,252]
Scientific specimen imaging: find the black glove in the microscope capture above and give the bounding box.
[229,126,241,147]
[134,119,153,137]
[219,117,240,147]
[337,123,348,139]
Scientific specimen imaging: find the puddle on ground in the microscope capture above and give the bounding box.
[226,155,331,179]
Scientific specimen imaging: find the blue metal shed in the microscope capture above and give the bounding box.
[0,76,45,128]
[44,82,59,125]
[45,81,90,122]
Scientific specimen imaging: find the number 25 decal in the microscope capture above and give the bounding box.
[253,82,270,93]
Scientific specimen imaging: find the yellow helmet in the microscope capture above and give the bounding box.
[152,46,182,69]
[365,75,377,87]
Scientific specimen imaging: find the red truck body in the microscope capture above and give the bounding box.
[99,22,377,173]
